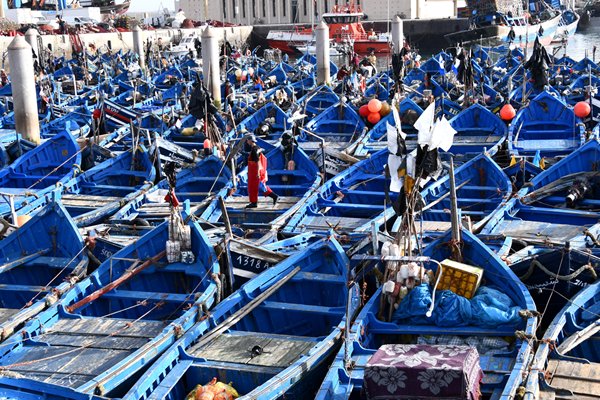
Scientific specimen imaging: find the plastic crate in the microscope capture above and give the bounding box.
[435,259,483,299]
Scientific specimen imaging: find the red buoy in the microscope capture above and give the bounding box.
[359,104,370,117]
[499,104,516,122]
[574,101,591,118]
[368,112,381,124]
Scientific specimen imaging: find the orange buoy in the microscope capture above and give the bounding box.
[204,139,212,149]
[368,112,381,124]
[367,98,382,113]
[16,215,31,227]
[574,101,591,118]
[499,104,516,121]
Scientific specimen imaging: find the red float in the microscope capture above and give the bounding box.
[359,104,370,117]
[499,104,516,121]
[368,112,381,124]
[574,101,591,118]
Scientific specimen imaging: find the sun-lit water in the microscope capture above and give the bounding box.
[557,20,600,61]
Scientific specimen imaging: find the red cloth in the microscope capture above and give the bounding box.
[248,154,271,203]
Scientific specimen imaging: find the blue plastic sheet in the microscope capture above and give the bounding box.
[392,284,521,328]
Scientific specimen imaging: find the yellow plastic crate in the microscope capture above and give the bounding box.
[435,259,484,299]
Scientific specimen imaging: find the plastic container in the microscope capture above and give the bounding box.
[435,259,483,299]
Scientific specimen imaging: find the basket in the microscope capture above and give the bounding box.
[435,259,483,299]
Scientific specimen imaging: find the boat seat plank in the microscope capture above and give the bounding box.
[514,139,579,151]
[101,289,197,304]
[292,271,346,284]
[301,216,370,231]
[61,194,122,202]
[190,332,315,368]
[260,301,345,316]
[226,196,300,211]
[37,332,150,351]
[547,359,600,398]
[50,317,166,338]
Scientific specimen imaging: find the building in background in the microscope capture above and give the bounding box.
[177,0,462,24]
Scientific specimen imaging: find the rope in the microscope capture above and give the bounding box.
[518,258,598,282]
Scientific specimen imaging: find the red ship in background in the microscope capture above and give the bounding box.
[266,2,391,54]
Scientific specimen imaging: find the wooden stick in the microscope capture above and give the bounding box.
[67,250,166,313]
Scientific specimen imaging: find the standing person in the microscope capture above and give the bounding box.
[281,129,297,169]
[246,135,279,208]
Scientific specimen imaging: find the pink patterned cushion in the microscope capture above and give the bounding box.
[364,344,483,399]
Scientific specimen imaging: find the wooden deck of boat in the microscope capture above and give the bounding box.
[5,317,167,388]
[540,359,600,399]
[492,220,589,244]
[225,196,301,211]
[0,308,20,324]
[300,216,371,231]
[189,331,316,368]
[61,194,122,208]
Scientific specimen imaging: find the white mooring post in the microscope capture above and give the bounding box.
[316,21,330,85]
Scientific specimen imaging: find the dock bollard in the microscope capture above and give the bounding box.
[8,36,40,145]
[316,22,330,85]
[25,28,39,60]
[201,26,222,107]
[392,16,403,55]
[132,25,146,69]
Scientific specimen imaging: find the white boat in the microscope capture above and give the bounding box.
[551,10,580,43]
[294,40,352,56]
[165,31,200,59]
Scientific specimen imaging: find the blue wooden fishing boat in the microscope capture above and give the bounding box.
[518,138,600,209]
[508,91,585,159]
[447,103,507,160]
[393,153,511,238]
[503,158,543,191]
[121,236,359,400]
[0,200,88,341]
[353,97,423,157]
[236,102,290,141]
[0,378,105,400]
[111,155,231,226]
[284,149,394,236]
[302,101,367,154]
[296,85,340,118]
[0,203,220,397]
[201,139,320,230]
[57,146,156,227]
[0,130,81,220]
[481,197,600,248]
[503,245,600,328]
[523,278,600,400]
[317,228,537,400]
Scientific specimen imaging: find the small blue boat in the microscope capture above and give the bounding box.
[447,102,507,160]
[302,101,367,154]
[0,130,81,220]
[201,139,320,230]
[59,146,156,227]
[122,236,358,400]
[0,200,87,340]
[0,203,220,397]
[508,91,585,159]
[524,278,600,400]
[112,155,231,226]
[284,149,394,236]
[416,153,511,234]
[317,228,537,400]
[296,85,340,118]
[236,102,290,140]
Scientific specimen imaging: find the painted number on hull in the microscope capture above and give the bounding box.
[235,255,272,271]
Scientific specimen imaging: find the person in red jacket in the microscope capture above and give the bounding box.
[246,135,279,208]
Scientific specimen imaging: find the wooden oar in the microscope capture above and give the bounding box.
[66,250,165,313]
